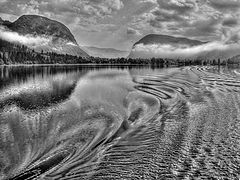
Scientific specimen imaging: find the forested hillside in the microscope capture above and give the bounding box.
[0,38,86,64]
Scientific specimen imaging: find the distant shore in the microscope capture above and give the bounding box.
[0,63,149,66]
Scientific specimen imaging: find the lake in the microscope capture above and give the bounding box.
[0,65,240,179]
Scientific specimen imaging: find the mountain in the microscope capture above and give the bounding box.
[0,15,89,57]
[82,46,129,58]
[128,34,240,61]
[128,34,206,59]
[133,34,205,47]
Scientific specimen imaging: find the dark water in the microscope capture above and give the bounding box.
[0,65,240,180]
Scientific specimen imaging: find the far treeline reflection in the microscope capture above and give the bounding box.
[0,38,239,66]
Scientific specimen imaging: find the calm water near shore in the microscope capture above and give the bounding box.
[0,65,240,179]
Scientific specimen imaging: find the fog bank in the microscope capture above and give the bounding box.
[0,26,51,46]
[132,41,240,59]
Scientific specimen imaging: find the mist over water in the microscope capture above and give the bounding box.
[0,65,240,179]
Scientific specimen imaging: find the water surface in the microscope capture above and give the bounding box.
[0,65,240,179]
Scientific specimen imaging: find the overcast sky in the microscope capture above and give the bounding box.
[0,0,240,50]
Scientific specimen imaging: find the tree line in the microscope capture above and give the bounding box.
[0,38,239,66]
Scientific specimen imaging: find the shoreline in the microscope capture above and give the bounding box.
[0,63,150,67]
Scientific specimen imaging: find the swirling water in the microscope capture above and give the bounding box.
[0,65,240,180]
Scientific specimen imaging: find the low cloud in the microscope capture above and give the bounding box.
[132,41,240,59]
[0,26,51,46]
[66,42,77,46]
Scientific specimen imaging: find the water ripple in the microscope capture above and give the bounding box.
[1,66,240,179]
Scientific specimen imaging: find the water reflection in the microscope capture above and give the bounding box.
[0,65,135,88]
[0,65,240,179]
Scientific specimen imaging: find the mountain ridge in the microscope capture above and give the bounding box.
[82,46,128,58]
